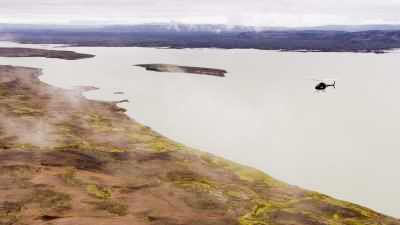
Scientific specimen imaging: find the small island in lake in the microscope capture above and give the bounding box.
[0,47,95,60]
[135,64,227,77]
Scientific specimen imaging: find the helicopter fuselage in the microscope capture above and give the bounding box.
[315,82,335,90]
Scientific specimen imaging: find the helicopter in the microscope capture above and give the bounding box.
[314,80,336,91]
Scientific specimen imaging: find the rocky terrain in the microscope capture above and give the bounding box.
[0,48,94,60]
[0,64,399,225]
[135,64,227,77]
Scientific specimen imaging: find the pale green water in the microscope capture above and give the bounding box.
[0,41,399,217]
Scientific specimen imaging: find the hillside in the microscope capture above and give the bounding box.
[0,64,399,225]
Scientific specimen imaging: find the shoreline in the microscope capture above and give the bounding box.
[2,41,399,55]
[24,42,398,54]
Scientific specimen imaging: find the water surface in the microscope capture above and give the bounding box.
[0,41,399,217]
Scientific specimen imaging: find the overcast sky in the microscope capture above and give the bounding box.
[1,0,400,27]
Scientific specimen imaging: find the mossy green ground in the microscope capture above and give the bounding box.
[0,65,398,225]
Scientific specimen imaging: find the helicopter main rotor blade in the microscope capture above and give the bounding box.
[305,77,338,82]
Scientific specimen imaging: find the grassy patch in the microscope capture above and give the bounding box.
[200,153,284,188]
[0,165,34,176]
[343,219,367,225]
[59,167,82,186]
[86,184,112,200]
[11,106,43,117]
[30,189,72,212]
[225,190,249,200]
[184,193,225,210]
[55,138,126,153]
[166,170,216,193]
[91,200,128,216]
[0,201,22,225]
[86,114,114,132]
[126,133,153,144]
[149,137,183,152]
[239,201,274,225]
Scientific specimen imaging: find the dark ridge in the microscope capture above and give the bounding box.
[112,99,130,104]
[120,183,160,193]
[0,150,35,163]
[0,201,22,214]
[40,150,105,171]
[135,151,172,163]
[270,211,326,225]
[38,215,63,221]
[110,151,131,161]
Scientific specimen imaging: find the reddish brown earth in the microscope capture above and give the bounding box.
[0,65,398,225]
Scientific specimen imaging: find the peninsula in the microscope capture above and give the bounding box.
[0,47,95,60]
[0,64,398,225]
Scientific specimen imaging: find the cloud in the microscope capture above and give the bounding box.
[1,0,400,26]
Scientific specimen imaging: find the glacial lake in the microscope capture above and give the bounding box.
[0,41,399,217]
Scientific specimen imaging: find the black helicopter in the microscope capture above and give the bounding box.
[314,80,336,91]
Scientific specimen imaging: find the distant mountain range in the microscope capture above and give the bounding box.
[2,23,400,32]
[296,24,400,32]
[2,23,400,52]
